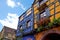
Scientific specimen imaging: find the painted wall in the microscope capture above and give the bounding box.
[16,8,34,36]
[46,0,60,22]
[22,35,35,40]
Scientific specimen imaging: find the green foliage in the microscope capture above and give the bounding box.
[37,26,43,32]
[36,17,60,32]
[48,22,53,28]
[53,18,58,25]
[52,17,60,25]
[57,17,60,25]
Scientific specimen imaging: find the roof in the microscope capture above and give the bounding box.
[1,26,16,34]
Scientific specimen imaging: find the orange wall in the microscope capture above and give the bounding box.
[46,0,60,22]
[33,0,60,29]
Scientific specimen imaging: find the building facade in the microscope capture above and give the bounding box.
[16,0,60,40]
[0,26,16,40]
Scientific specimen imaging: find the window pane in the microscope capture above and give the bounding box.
[20,16,23,21]
[40,0,47,5]
[26,20,31,27]
[34,7,38,11]
[34,9,39,14]
[56,2,59,6]
[55,13,60,19]
[28,21,31,27]
[26,8,32,16]
[56,6,60,13]
[40,12,46,18]
[46,1,50,5]
[50,9,54,15]
[50,0,54,3]
[34,23,38,29]
[49,5,54,10]
[20,25,22,30]
[33,2,39,7]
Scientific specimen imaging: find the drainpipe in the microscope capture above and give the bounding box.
[54,1,56,19]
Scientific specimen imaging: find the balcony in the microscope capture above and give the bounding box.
[39,17,50,26]
[36,17,60,32]
[38,3,47,12]
[40,0,47,6]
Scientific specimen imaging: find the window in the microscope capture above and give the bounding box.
[20,15,24,21]
[50,9,54,15]
[20,25,22,30]
[40,11,46,18]
[5,33,8,36]
[26,8,32,16]
[36,0,38,2]
[34,2,39,7]
[34,2,39,14]
[26,20,31,27]
[58,0,60,3]
[40,0,47,5]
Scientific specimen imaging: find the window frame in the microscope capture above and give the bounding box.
[26,20,31,28]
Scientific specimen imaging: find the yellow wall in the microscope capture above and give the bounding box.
[33,0,60,29]
[46,0,60,22]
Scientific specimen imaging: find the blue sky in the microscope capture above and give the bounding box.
[0,0,34,31]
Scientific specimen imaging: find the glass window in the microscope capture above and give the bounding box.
[50,9,54,15]
[50,0,54,3]
[26,20,31,27]
[58,0,60,3]
[33,2,39,7]
[34,23,38,29]
[20,25,22,30]
[34,2,39,14]
[56,2,59,6]
[20,16,23,21]
[55,13,60,19]
[40,12,46,18]
[56,6,60,13]
[40,0,47,5]
[26,8,32,16]
[49,5,54,10]
[46,1,50,5]
[4,33,8,37]
[34,9,39,14]
[36,0,38,2]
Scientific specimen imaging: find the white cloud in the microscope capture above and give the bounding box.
[17,2,26,10]
[6,0,26,10]
[0,13,19,29]
[6,0,16,8]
